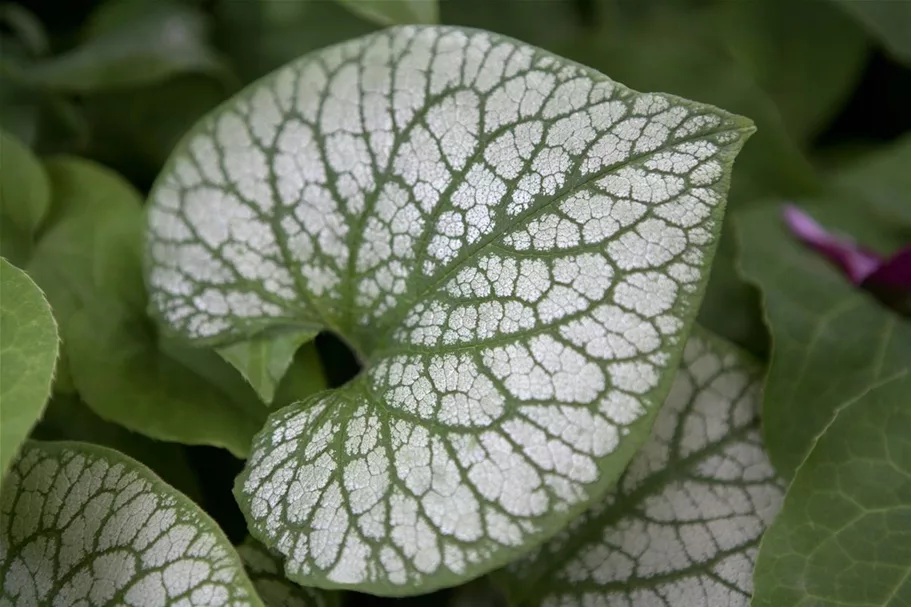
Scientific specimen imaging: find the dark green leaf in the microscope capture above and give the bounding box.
[218,329,319,404]
[736,202,911,480]
[752,372,911,607]
[831,133,911,228]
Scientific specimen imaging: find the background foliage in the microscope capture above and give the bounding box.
[1,0,910,605]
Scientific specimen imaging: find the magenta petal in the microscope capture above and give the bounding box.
[781,204,883,284]
[863,246,911,288]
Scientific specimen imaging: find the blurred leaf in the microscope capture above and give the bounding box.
[218,329,319,405]
[82,74,227,187]
[752,371,911,607]
[0,128,50,265]
[441,0,579,51]
[215,0,376,82]
[0,257,58,480]
[832,133,911,227]
[711,0,868,144]
[832,0,911,66]
[0,3,50,58]
[337,0,438,25]
[736,202,911,480]
[31,393,202,502]
[24,157,272,457]
[19,0,233,92]
[238,538,343,607]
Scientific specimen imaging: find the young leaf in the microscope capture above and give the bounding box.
[493,328,784,606]
[830,0,911,67]
[736,203,911,480]
[0,128,50,265]
[18,0,232,92]
[239,538,342,607]
[752,372,911,607]
[218,329,319,404]
[0,441,265,606]
[146,25,753,594]
[336,0,439,26]
[0,258,58,479]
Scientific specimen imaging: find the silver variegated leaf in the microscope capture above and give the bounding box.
[495,329,785,606]
[0,441,264,607]
[144,25,753,594]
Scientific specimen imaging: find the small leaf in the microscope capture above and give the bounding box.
[24,158,280,456]
[0,441,265,606]
[239,537,343,607]
[218,329,319,404]
[0,258,58,479]
[494,328,784,606]
[831,0,911,66]
[147,25,753,593]
[736,203,911,480]
[0,128,50,265]
[336,0,439,25]
[19,0,232,92]
[752,372,911,607]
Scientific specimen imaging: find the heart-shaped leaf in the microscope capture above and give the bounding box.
[0,441,264,606]
[0,258,58,479]
[494,328,784,606]
[145,25,753,594]
[239,538,342,607]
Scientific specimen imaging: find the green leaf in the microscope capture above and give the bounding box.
[831,133,911,228]
[751,372,911,607]
[24,157,274,457]
[710,0,868,145]
[336,0,439,25]
[18,0,232,92]
[0,128,50,265]
[218,329,319,404]
[494,328,784,606]
[30,393,202,504]
[0,440,265,606]
[0,258,58,479]
[736,203,911,480]
[146,25,753,593]
[239,538,343,607]
[831,0,911,66]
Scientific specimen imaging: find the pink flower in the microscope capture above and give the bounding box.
[782,204,911,289]
[782,205,911,314]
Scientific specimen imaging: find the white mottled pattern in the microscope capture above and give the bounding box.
[500,332,785,606]
[0,443,260,607]
[145,25,752,595]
